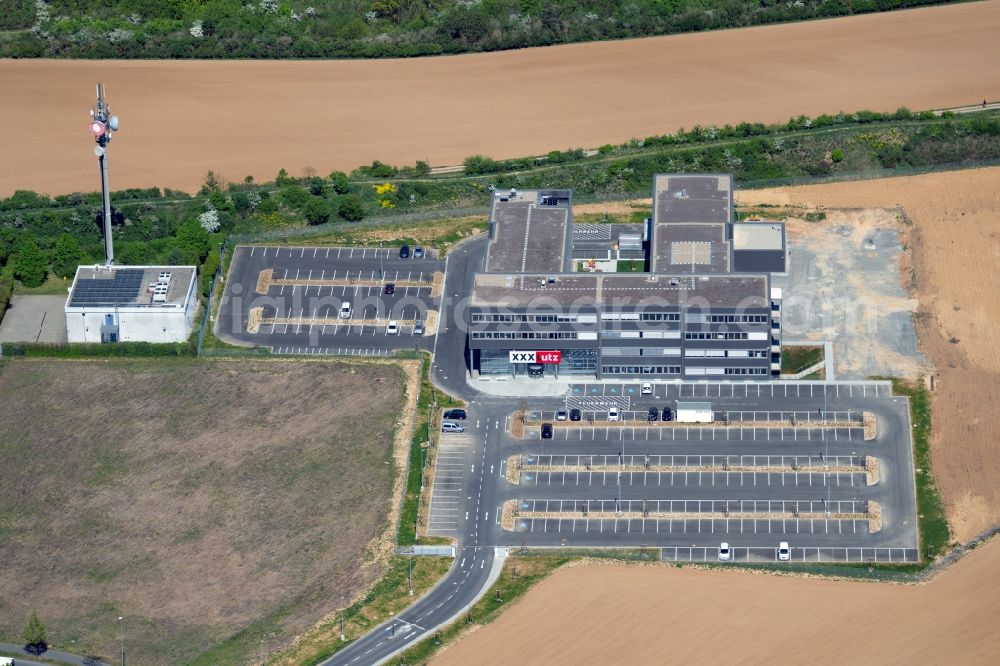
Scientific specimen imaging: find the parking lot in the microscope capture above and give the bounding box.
[217,244,444,352]
[484,384,917,559]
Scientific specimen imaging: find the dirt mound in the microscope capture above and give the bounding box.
[4,0,1000,196]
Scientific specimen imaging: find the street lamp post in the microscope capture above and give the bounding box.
[118,616,125,666]
[340,595,346,641]
[259,639,264,665]
[379,242,384,280]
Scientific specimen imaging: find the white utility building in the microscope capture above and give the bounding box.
[65,265,198,343]
[675,401,714,423]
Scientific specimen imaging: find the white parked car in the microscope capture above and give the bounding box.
[387,320,399,335]
[719,542,731,561]
[556,409,568,421]
[641,382,653,395]
[608,406,620,422]
[777,542,791,561]
[339,301,352,319]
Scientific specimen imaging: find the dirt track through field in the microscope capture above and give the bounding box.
[4,0,1000,196]
[431,540,1000,666]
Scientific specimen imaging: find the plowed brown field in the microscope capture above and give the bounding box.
[4,0,1000,196]
[431,542,1000,666]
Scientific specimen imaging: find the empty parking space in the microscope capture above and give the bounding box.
[567,381,892,400]
[662,545,920,563]
[522,469,864,490]
[512,516,870,537]
[538,424,862,443]
[427,433,474,536]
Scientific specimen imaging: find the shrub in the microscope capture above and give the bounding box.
[199,247,219,298]
[304,197,331,225]
[0,267,14,326]
[335,194,366,222]
[831,148,844,163]
[329,171,351,194]
[13,238,47,287]
[463,154,503,175]
[279,185,310,210]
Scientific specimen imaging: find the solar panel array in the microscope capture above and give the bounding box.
[69,269,145,307]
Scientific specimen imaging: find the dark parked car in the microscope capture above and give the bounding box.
[443,408,467,420]
[399,244,410,258]
[647,407,659,421]
[383,283,395,295]
[569,408,582,421]
[662,407,673,421]
[541,423,553,439]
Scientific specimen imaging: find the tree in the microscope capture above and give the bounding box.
[304,197,330,225]
[276,167,292,187]
[13,238,47,287]
[329,171,351,195]
[335,194,366,222]
[308,176,326,196]
[174,218,210,264]
[52,233,83,279]
[22,610,47,652]
[166,247,186,265]
[279,184,310,210]
[199,170,223,194]
[414,160,431,177]
[231,192,251,217]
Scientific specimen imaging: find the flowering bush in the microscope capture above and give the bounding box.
[374,182,397,209]
[198,209,220,233]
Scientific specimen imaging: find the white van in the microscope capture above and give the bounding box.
[1,657,16,666]
[339,302,352,319]
[608,407,620,422]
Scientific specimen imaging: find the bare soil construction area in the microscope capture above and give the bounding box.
[739,167,1000,542]
[4,0,1000,196]
[432,540,1000,666]
[0,359,409,664]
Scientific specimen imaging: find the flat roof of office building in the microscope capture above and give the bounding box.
[650,174,733,272]
[732,222,784,250]
[67,265,196,309]
[652,222,731,274]
[653,174,732,226]
[470,272,768,309]
[484,192,570,274]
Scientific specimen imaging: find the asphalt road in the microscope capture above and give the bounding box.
[0,643,107,666]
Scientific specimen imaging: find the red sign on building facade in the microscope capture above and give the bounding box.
[536,350,562,364]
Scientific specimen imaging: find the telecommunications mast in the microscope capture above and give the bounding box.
[88,82,120,265]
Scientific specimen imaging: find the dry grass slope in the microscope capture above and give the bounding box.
[0,358,407,664]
